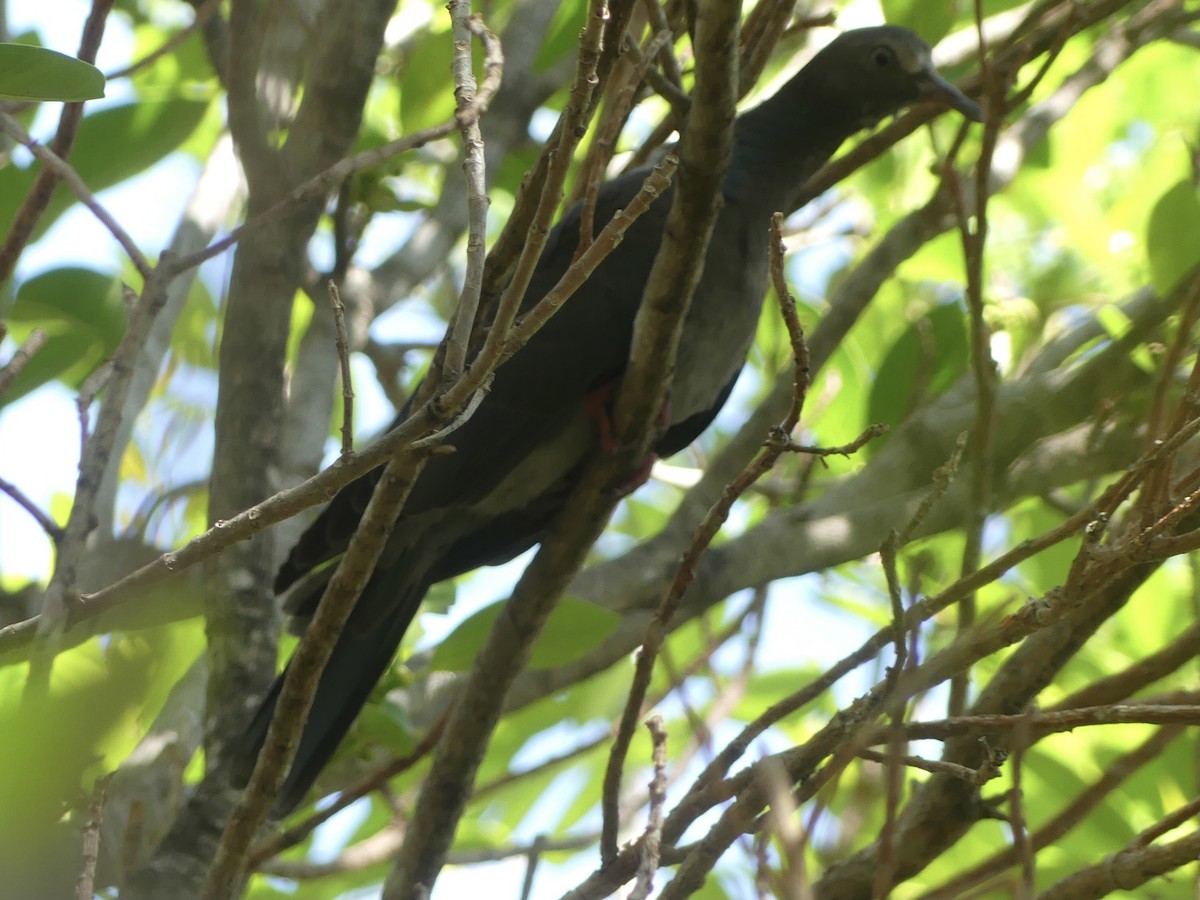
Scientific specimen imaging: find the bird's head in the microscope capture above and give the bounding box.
[812,26,983,129]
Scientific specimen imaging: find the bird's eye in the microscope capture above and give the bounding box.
[871,45,895,68]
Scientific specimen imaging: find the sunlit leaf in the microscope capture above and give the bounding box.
[431,595,620,671]
[0,98,210,241]
[866,301,969,449]
[1146,180,1200,295]
[0,43,104,101]
[1,267,125,403]
[881,0,955,44]
[398,23,456,133]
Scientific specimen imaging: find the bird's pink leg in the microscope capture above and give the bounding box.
[583,381,671,494]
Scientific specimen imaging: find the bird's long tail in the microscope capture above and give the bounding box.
[236,572,428,814]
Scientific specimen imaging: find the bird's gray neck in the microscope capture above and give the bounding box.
[724,73,866,215]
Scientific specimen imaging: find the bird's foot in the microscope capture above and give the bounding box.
[584,382,671,495]
[584,381,621,452]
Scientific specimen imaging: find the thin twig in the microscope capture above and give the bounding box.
[897,432,968,547]
[739,0,822,91]
[257,826,405,880]
[620,36,690,115]
[879,531,907,683]
[758,758,806,900]
[640,0,684,89]
[327,282,355,459]
[781,425,888,458]
[569,25,673,253]
[872,594,910,896]
[75,773,113,900]
[892,704,1200,742]
[0,476,63,543]
[1038,825,1200,898]
[1133,795,1200,848]
[0,113,152,279]
[629,716,669,900]
[440,7,498,384]
[856,748,993,783]
[1008,709,1036,898]
[518,835,547,900]
[0,326,48,395]
[1145,276,1200,508]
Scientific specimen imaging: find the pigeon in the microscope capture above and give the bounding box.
[241,25,982,812]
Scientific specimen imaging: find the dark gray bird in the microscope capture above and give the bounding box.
[241,25,981,812]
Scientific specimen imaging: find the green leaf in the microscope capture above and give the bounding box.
[732,666,829,723]
[1146,179,1200,295]
[76,97,208,192]
[0,621,203,884]
[0,43,104,101]
[128,23,214,89]
[866,302,968,445]
[533,0,587,73]
[982,0,1028,12]
[398,25,456,133]
[431,595,620,671]
[0,98,210,241]
[169,275,218,369]
[2,267,125,403]
[882,0,956,44]
[421,578,457,616]
[1012,498,1080,596]
[9,266,126,342]
[356,699,416,756]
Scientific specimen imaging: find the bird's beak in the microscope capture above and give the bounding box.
[916,68,983,122]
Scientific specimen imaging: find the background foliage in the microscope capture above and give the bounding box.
[1,0,1199,898]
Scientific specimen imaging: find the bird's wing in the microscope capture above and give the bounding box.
[405,168,678,509]
[276,168,674,594]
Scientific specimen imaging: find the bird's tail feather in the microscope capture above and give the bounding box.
[236,570,428,814]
